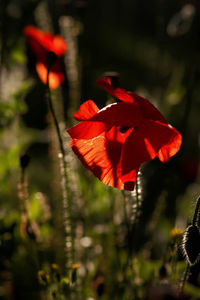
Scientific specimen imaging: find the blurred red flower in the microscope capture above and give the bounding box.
[67,77,182,190]
[24,25,67,89]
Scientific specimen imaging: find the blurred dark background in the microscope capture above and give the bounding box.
[0,0,200,299]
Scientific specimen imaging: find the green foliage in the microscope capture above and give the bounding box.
[0,95,26,128]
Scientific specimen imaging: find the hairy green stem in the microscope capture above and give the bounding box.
[46,69,74,273]
[130,171,141,225]
[122,190,128,226]
[134,176,139,222]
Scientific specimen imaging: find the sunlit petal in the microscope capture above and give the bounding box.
[122,120,182,185]
[24,25,67,89]
[70,126,132,190]
[36,62,65,89]
[73,100,99,121]
[144,120,182,162]
[67,121,106,139]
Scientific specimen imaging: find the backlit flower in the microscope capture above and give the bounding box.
[67,77,182,190]
[24,25,67,89]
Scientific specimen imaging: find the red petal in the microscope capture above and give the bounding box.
[121,127,153,185]
[121,120,182,183]
[70,126,132,190]
[144,121,182,162]
[94,102,144,128]
[73,100,99,121]
[24,26,43,42]
[68,102,144,140]
[24,26,47,61]
[36,62,64,89]
[130,92,167,123]
[97,77,133,103]
[52,36,67,56]
[96,76,168,124]
[67,121,106,139]
[24,25,67,59]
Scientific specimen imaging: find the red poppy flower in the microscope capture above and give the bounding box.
[67,77,182,190]
[24,25,67,89]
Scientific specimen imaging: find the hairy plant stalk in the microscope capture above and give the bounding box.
[59,16,81,117]
[46,69,74,273]
[18,168,29,229]
[192,196,200,226]
[121,190,128,226]
[130,170,142,225]
[21,170,30,216]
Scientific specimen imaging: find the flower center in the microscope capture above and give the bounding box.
[119,126,138,134]
[119,126,130,133]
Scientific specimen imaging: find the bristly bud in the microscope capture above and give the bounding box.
[182,224,200,265]
[46,51,57,70]
[20,153,30,170]
[103,71,120,88]
[51,263,61,281]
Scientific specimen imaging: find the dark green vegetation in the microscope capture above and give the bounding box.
[0,0,200,299]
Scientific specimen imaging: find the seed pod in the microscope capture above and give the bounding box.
[20,153,30,169]
[46,51,57,70]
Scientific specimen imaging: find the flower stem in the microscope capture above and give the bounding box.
[130,170,142,225]
[46,69,74,273]
[122,190,128,226]
[18,166,28,231]
[192,196,200,226]
[134,176,139,222]
[18,154,31,223]
[180,263,190,293]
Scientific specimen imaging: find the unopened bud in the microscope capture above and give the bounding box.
[20,153,30,169]
[182,225,200,265]
[46,51,57,70]
[103,71,120,88]
[71,264,80,283]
